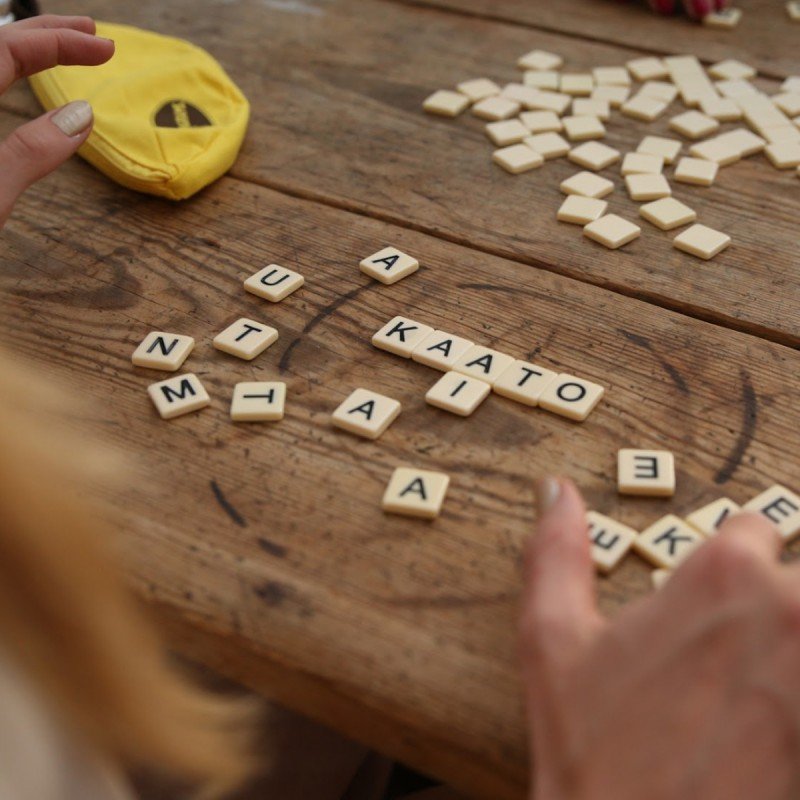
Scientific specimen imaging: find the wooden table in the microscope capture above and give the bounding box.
[1,1,799,797]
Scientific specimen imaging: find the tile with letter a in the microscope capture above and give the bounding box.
[586,511,638,574]
[230,381,286,422]
[685,497,741,536]
[634,514,704,569]
[213,318,279,360]
[147,373,210,420]
[493,360,557,406]
[244,264,304,302]
[412,330,474,371]
[331,388,401,440]
[538,373,605,421]
[132,331,194,371]
[452,345,514,385]
[382,467,450,520]
[617,449,675,497]
[743,484,800,541]
[425,372,491,417]
[359,246,419,285]
[372,316,434,357]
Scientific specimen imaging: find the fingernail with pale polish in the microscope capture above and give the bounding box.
[51,100,93,137]
[536,477,561,516]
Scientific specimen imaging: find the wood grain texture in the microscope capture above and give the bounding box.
[2,0,796,343]
[2,103,800,796]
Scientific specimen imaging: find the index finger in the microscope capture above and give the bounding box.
[1,15,97,35]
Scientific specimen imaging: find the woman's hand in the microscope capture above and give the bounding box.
[0,16,114,226]
[648,0,728,20]
[521,477,800,800]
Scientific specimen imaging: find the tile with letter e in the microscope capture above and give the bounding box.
[230,381,286,422]
[618,449,675,497]
[587,511,638,574]
[539,373,605,421]
[382,467,450,520]
[244,264,304,302]
[493,360,557,406]
[214,317,278,360]
[372,316,434,357]
[743,484,800,541]
[425,372,491,416]
[331,388,401,440]
[359,246,419,285]
[634,514,704,568]
[453,345,514,385]
[685,497,741,536]
[132,331,194,371]
[147,373,210,420]
[412,330,474,371]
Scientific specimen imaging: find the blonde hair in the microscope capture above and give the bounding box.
[0,348,257,798]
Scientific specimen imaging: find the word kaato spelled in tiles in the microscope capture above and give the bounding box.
[562,115,606,141]
[626,57,669,82]
[244,264,305,302]
[703,7,742,28]
[621,152,664,175]
[471,96,520,121]
[557,195,608,225]
[618,449,675,497]
[669,110,720,139]
[587,511,638,574]
[517,49,563,71]
[625,173,671,201]
[148,373,210,420]
[359,247,420,285]
[634,514,704,569]
[423,90,469,117]
[493,144,544,173]
[331,388,401,440]
[230,381,286,422]
[560,171,615,198]
[621,93,668,122]
[685,497,741,536]
[132,331,194,372]
[523,132,570,159]
[583,214,641,250]
[568,141,620,171]
[639,197,697,231]
[425,371,491,416]
[412,330,474,371]
[538,373,605,421]
[709,59,756,81]
[486,119,529,146]
[673,224,731,260]
[372,316,434,357]
[592,66,630,86]
[637,135,682,164]
[213,318,278,360]
[674,156,718,186]
[743,485,800,541]
[493,360,557,406]
[520,110,562,133]
[456,78,500,102]
[382,467,450,520]
[453,345,515,385]
[523,70,559,90]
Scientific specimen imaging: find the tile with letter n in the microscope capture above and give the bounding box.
[743,485,800,541]
[634,514,703,569]
[586,511,638,574]
[231,381,286,422]
[359,246,419,285]
[331,388,401,440]
[147,373,210,420]
[244,264,304,303]
[213,317,279,360]
[382,467,450,520]
[617,449,675,497]
[131,331,194,371]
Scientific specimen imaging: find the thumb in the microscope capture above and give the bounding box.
[0,100,93,227]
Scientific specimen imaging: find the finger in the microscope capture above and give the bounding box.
[714,0,729,9]
[683,0,713,19]
[715,511,783,560]
[0,27,114,94]
[0,15,97,35]
[0,101,93,227]
[520,477,603,669]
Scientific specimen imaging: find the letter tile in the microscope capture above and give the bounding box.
[382,467,450,519]
[453,345,515,384]
[359,246,420,284]
[213,318,279,360]
[493,360,557,406]
[230,381,286,422]
[618,449,676,497]
[132,331,194,371]
[147,373,210,420]
[685,497,741,536]
[587,511,638,573]
[331,388,401,440]
[372,316,435,357]
[412,330,474,371]
[634,514,704,568]
[425,372,491,416]
[244,264,305,302]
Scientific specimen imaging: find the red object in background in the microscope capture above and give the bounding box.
[645,0,729,20]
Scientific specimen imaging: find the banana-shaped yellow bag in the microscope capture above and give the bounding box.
[29,21,249,200]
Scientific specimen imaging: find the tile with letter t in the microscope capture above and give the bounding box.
[213,318,278,360]
[685,497,741,537]
[743,485,800,541]
[425,372,491,417]
[617,449,676,497]
[382,467,450,520]
[538,374,605,421]
[411,330,474,371]
[331,388,401,440]
[634,514,704,569]
[132,331,194,371]
[372,316,434,358]
[230,381,286,422]
[493,360,557,406]
[359,246,420,285]
[147,373,210,420]
[586,511,638,574]
[244,264,304,303]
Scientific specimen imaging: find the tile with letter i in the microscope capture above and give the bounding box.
[425,372,490,417]
[617,449,675,497]
[743,485,800,542]
[372,316,434,358]
[452,345,514,385]
[244,264,304,303]
[634,514,704,569]
[213,318,278,360]
[359,246,420,285]
[492,360,557,407]
[331,388,401,440]
[147,373,210,420]
[382,467,450,520]
[411,330,474,371]
[538,374,605,421]
[132,331,194,372]
[230,381,286,422]
[586,511,638,574]
[685,497,740,537]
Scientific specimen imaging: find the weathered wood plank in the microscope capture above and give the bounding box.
[2,106,800,795]
[2,0,796,343]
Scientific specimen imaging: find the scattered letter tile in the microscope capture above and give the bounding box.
[231,381,286,421]
[425,371,491,416]
[132,331,194,372]
[618,449,676,497]
[331,388,401,440]
[372,316,435,357]
[244,264,305,302]
[213,318,279,360]
[412,330,474,371]
[359,246,420,285]
[685,497,741,536]
[382,467,450,519]
[147,373,210,420]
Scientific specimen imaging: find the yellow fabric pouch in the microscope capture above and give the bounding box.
[28,21,249,200]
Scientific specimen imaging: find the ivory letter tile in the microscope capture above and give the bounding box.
[471,96,520,121]
[743,484,800,541]
[625,173,671,201]
[493,144,544,173]
[674,156,718,186]
[382,467,450,520]
[651,569,672,589]
[560,73,594,96]
[560,171,615,198]
[685,497,741,536]
[453,345,515,385]
[372,316,435,358]
[592,66,630,86]
[231,381,286,421]
[538,373,605,421]
[562,115,606,141]
[147,373,210,420]
[412,330,474,371]
[423,90,469,117]
[634,514,704,568]
[702,8,742,28]
[709,59,756,81]
[331,388,401,440]
[618,449,675,497]
[583,214,641,249]
[621,152,664,175]
[456,78,500,102]
[669,110,720,139]
[621,93,669,122]
[637,135,682,164]
[523,132,570,159]
[486,119,529,146]
[493,360,557,406]
[557,195,608,225]
[626,57,669,81]
[517,49,563,71]
[520,110,562,132]
[672,224,731,260]
[765,140,800,169]
[591,85,630,108]
[587,511,638,574]
[132,331,194,372]
[244,264,305,302]
[567,141,620,171]
[213,318,278,360]
[425,372,491,416]
[639,197,696,231]
[572,98,610,120]
[523,70,560,90]
[359,247,419,285]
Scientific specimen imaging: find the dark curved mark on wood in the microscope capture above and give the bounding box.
[617,328,689,395]
[257,537,288,558]
[715,369,757,485]
[210,479,247,527]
